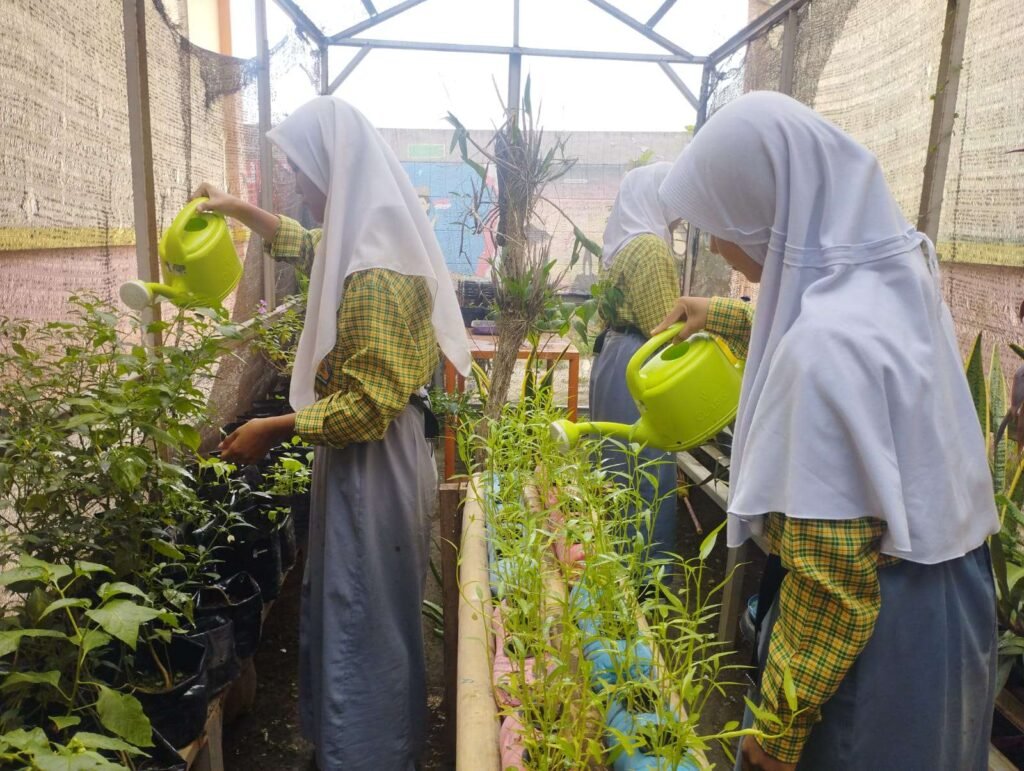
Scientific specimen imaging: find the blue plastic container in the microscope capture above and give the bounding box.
[583,638,654,691]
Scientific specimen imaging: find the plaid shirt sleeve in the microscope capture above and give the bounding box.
[606,235,679,335]
[293,269,437,447]
[705,296,753,359]
[266,215,321,273]
[754,514,886,763]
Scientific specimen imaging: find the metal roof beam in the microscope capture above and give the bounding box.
[326,46,372,93]
[361,0,378,15]
[658,62,698,110]
[329,37,704,64]
[707,0,811,65]
[329,0,430,42]
[271,0,325,45]
[586,0,697,62]
[647,0,677,28]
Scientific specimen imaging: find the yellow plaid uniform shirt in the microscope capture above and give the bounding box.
[705,297,892,764]
[602,234,679,336]
[268,216,438,447]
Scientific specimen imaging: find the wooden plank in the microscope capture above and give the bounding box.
[989,743,1017,771]
[996,688,1024,734]
[121,0,161,345]
[455,477,501,771]
[916,0,973,242]
[255,0,276,308]
[676,451,728,509]
[439,481,466,760]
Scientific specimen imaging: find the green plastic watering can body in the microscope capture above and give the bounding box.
[550,322,744,453]
[120,198,242,310]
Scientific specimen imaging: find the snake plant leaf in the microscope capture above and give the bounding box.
[965,333,988,437]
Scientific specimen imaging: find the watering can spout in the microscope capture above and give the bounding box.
[550,419,648,452]
[550,321,744,454]
[119,280,184,310]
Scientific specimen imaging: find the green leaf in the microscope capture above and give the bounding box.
[40,598,91,619]
[0,726,50,753]
[98,582,149,602]
[698,521,725,561]
[96,685,153,747]
[0,566,46,588]
[1,670,62,692]
[50,715,81,731]
[74,561,114,577]
[146,539,185,561]
[74,629,113,656]
[71,732,144,754]
[85,600,162,650]
[63,412,106,430]
[172,424,202,451]
[964,333,987,436]
[783,665,799,713]
[1010,342,1024,361]
[0,629,66,657]
[991,345,1008,489]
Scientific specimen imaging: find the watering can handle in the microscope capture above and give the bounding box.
[625,322,685,397]
[164,197,209,256]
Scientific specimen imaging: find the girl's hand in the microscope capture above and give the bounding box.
[219,415,296,465]
[190,182,241,217]
[652,296,710,341]
[740,736,797,771]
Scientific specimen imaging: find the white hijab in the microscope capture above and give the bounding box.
[267,97,472,410]
[602,162,673,268]
[659,91,997,564]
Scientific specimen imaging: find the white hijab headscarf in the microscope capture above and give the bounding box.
[267,97,472,410]
[602,162,673,268]
[659,91,997,564]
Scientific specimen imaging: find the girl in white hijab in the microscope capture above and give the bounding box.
[197,96,470,770]
[657,92,997,771]
[590,162,685,576]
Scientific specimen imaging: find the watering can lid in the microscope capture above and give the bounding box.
[638,333,741,391]
[159,198,229,261]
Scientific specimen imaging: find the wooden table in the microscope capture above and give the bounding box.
[442,330,580,480]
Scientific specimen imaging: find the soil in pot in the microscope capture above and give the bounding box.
[185,613,240,696]
[130,635,209,749]
[195,573,263,659]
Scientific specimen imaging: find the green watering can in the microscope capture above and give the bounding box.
[551,323,744,453]
[120,198,242,310]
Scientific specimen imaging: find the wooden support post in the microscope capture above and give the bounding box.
[778,8,798,96]
[318,43,329,94]
[439,481,466,760]
[917,0,972,243]
[255,0,276,308]
[122,0,161,346]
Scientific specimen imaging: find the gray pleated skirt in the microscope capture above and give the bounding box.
[589,329,678,567]
[735,544,996,770]
[299,404,436,771]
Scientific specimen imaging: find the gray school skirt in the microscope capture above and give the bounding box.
[736,544,996,770]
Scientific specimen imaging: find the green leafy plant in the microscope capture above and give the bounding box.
[0,555,177,769]
[250,295,305,377]
[0,297,240,592]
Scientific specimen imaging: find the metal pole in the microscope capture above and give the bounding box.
[658,62,699,110]
[326,47,372,94]
[319,43,329,94]
[647,0,677,28]
[329,37,701,64]
[122,0,161,343]
[707,0,811,66]
[507,0,521,112]
[271,0,325,45]
[586,0,698,62]
[256,0,276,307]
[330,0,430,42]
[778,8,798,96]
[917,0,972,244]
[684,62,715,295]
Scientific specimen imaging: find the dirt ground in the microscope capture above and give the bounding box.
[221,460,761,770]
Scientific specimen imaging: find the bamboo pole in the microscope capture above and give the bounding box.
[455,476,501,770]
